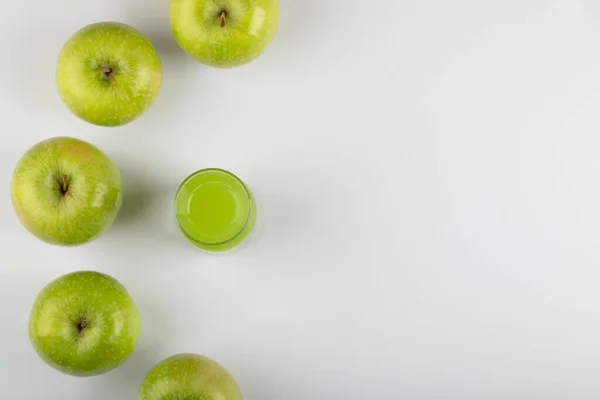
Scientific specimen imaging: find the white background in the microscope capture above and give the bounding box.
[2,0,600,398]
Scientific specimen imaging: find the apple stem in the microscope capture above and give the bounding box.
[101,66,112,76]
[101,65,115,83]
[220,10,227,28]
[62,174,68,194]
[78,318,88,334]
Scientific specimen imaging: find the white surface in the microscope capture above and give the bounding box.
[2,0,600,398]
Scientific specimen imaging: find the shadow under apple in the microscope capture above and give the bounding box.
[86,341,165,400]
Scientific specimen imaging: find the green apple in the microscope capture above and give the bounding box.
[29,271,141,376]
[169,0,279,68]
[138,353,243,400]
[11,137,122,246]
[56,22,162,126]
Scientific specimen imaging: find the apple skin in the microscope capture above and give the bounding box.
[29,271,141,377]
[169,0,279,68]
[11,137,122,246]
[138,353,243,400]
[56,22,162,127]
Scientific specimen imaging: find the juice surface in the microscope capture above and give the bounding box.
[175,169,255,251]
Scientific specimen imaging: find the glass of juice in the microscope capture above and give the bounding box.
[174,168,256,252]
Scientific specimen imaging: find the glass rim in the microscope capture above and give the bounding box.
[174,168,253,247]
